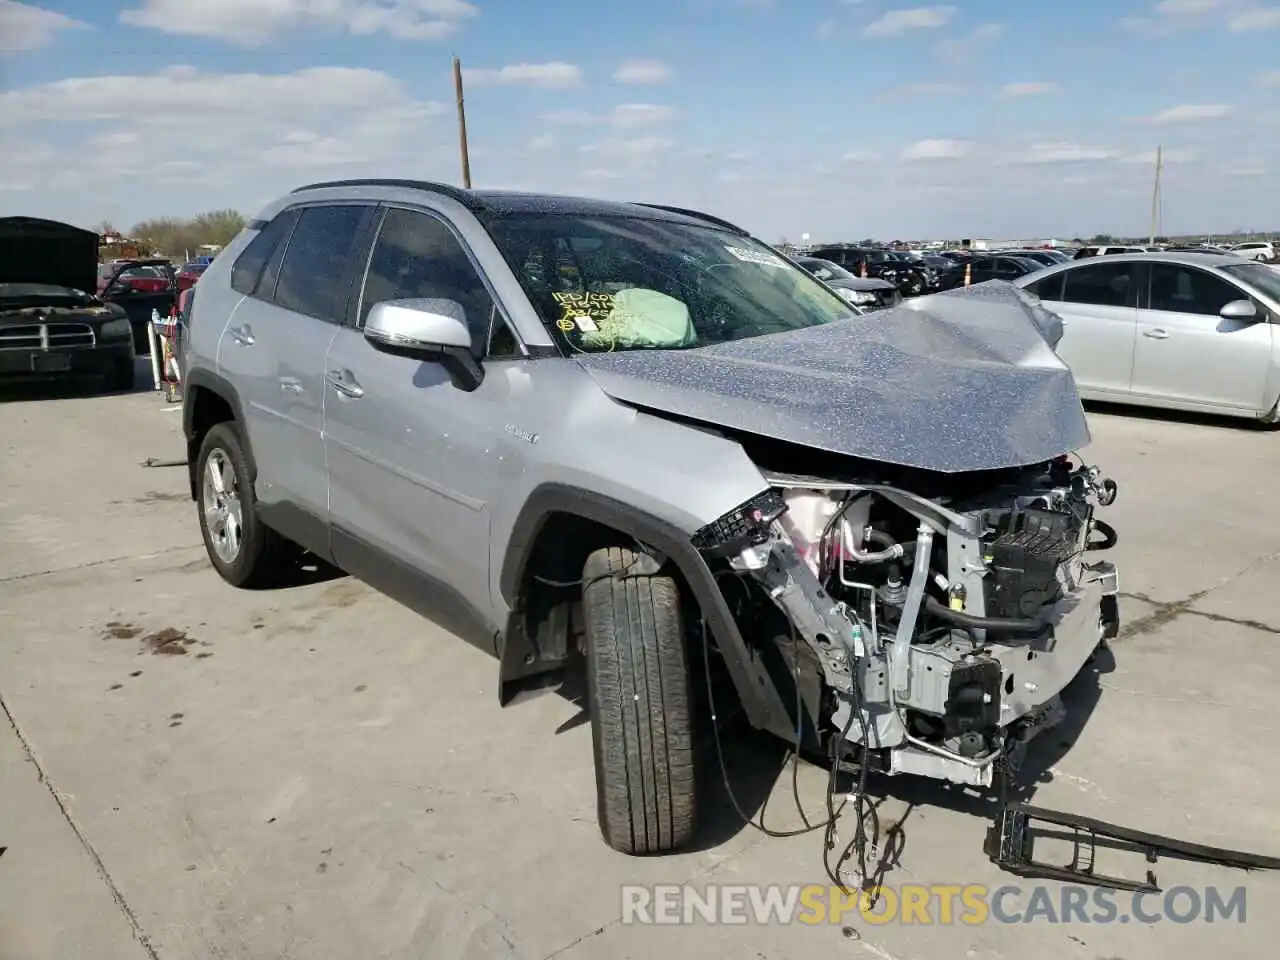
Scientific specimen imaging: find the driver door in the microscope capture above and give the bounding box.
[1131,262,1273,410]
[323,205,526,641]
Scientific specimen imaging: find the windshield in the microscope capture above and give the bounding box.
[485,214,855,353]
[0,283,94,302]
[1222,263,1280,303]
[799,257,857,281]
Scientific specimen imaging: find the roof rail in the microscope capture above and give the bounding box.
[289,178,479,208]
[634,203,749,235]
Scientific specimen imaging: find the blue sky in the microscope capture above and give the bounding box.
[2,0,1278,242]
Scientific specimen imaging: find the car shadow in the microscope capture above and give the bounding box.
[249,545,348,590]
[653,640,1118,867]
[827,641,1115,888]
[0,358,156,403]
[1084,399,1274,432]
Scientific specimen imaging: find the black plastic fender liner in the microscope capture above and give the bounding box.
[499,483,797,739]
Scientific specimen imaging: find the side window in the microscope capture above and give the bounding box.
[360,207,508,356]
[1148,264,1242,316]
[273,205,368,323]
[231,209,300,296]
[1024,271,1065,301]
[1060,262,1136,308]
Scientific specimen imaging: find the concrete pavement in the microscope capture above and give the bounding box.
[1,378,1277,959]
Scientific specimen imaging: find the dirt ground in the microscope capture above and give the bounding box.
[1,369,1277,959]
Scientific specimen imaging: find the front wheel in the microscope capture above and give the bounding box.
[195,422,281,587]
[582,546,697,854]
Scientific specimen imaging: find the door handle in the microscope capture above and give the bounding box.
[325,369,365,398]
[279,377,304,394]
[228,324,254,345]
[1143,328,1170,339]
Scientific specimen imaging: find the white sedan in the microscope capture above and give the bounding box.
[1013,252,1280,423]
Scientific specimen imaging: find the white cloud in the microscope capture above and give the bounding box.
[0,0,84,52]
[0,66,452,201]
[581,137,673,160]
[1227,5,1280,30]
[541,103,678,128]
[118,0,478,45]
[0,65,444,126]
[464,62,582,88]
[901,138,968,160]
[1155,0,1223,13]
[1119,147,1196,163]
[612,59,671,84]
[1258,69,1280,86]
[935,22,1005,63]
[842,148,878,162]
[998,81,1058,99]
[863,5,955,37]
[1002,142,1115,164]
[1143,103,1234,123]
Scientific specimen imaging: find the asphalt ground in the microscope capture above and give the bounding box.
[1,367,1276,959]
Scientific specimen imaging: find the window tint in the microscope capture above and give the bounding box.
[1061,261,1136,307]
[231,209,299,296]
[273,205,367,322]
[1148,264,1243,315]
[360,207,499,354]
[1024,270,1065,301]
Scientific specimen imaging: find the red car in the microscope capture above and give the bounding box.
[97,260,174,295]
[175,261,209,292]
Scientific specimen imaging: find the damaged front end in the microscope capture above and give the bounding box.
[692,453,1119,789]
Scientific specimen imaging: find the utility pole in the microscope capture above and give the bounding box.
[452,55,472,189]
[1149,143,1162,244]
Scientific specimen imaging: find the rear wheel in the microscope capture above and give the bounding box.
[582,546,697,854]
[196,422,281,587]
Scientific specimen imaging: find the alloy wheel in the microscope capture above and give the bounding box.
[202,448,243,564]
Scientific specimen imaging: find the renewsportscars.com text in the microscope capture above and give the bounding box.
[621,883,1248,926]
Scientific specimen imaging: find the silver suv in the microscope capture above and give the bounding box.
[182,179,1121,855]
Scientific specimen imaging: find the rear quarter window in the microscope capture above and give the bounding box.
[230,209,301,296]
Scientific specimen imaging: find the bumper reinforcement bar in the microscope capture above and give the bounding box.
[985,801,1280,892]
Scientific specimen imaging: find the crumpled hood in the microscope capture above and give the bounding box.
[0,216,100,293]
[575,281,1087,474]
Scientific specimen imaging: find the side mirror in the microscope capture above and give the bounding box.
[1220,299,1259,321]
[363,298,484,391]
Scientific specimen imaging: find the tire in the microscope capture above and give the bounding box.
[102,357,135,393]
[582,546,697,854]
[195,422,281,588]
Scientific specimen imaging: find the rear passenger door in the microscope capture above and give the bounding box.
[1025,260,1139,396]
[218,202,376,551]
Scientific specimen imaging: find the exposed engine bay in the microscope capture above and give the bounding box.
[695,453,1119,789]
